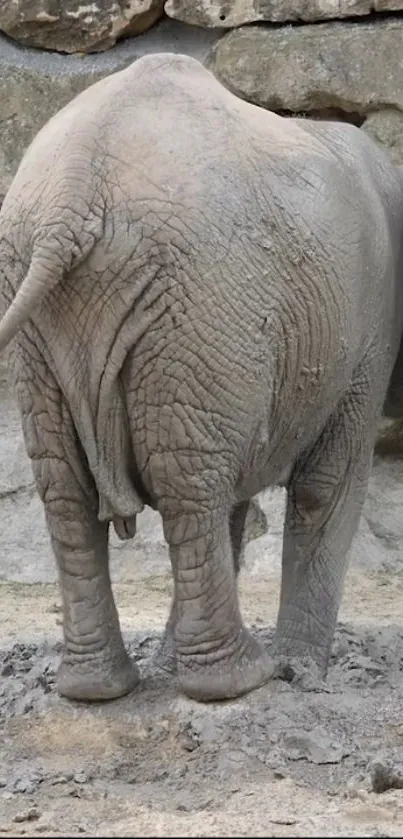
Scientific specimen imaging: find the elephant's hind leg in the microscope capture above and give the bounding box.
[155,500,252,676]
[274,358,379,675]
[16,347,139,701]
[163,503,273,701]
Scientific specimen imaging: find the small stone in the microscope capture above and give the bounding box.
[268,817,297,826]
[13,807,40,823]
[13,779,35,795]
[179,731,199,752]
[345,784,368,801]
[73,773,87,786]
[48,603,62,614]
[51,773,73,785]
[12,770,44,795]
[281,728,347,764]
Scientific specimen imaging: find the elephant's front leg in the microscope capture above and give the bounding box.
[164,507,273,701]
[275,369,377,675]
[155,500,251,674]
[18,360,139,701]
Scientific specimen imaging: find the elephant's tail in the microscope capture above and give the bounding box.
[0,248,65,353]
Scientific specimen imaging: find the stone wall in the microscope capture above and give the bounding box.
[1,1,403,202]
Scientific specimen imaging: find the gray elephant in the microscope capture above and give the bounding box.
[1,53,402,704]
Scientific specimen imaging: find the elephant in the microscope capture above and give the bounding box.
[1,53,403,704]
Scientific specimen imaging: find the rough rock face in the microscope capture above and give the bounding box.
[362,109,403,165]
[165,0,403,27]
[212,20,403,118]
[0,0,165,54]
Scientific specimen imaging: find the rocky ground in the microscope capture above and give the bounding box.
[3,356,403,837]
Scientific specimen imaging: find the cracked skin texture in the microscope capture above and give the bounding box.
[0,53,403,703]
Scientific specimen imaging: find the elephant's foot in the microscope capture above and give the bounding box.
[273,654,326,691]
[154,627,177,674]
[273,623,330,680]
[177,629,274,702]
[57,646,140,701]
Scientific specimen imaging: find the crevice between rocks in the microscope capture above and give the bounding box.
[277,107,365,126]
[248,99,403,129]
[241,10,403,31]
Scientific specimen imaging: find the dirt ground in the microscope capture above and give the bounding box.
[3,565,403,837]
[3,355,403,836]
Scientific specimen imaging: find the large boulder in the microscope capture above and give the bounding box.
[0,0,165,54]
[165,0,403,27]
[212,20,403,118]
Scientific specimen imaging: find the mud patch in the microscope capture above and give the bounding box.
[2,624,403,836]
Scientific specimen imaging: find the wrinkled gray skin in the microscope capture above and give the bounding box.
[1,54,403,704]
